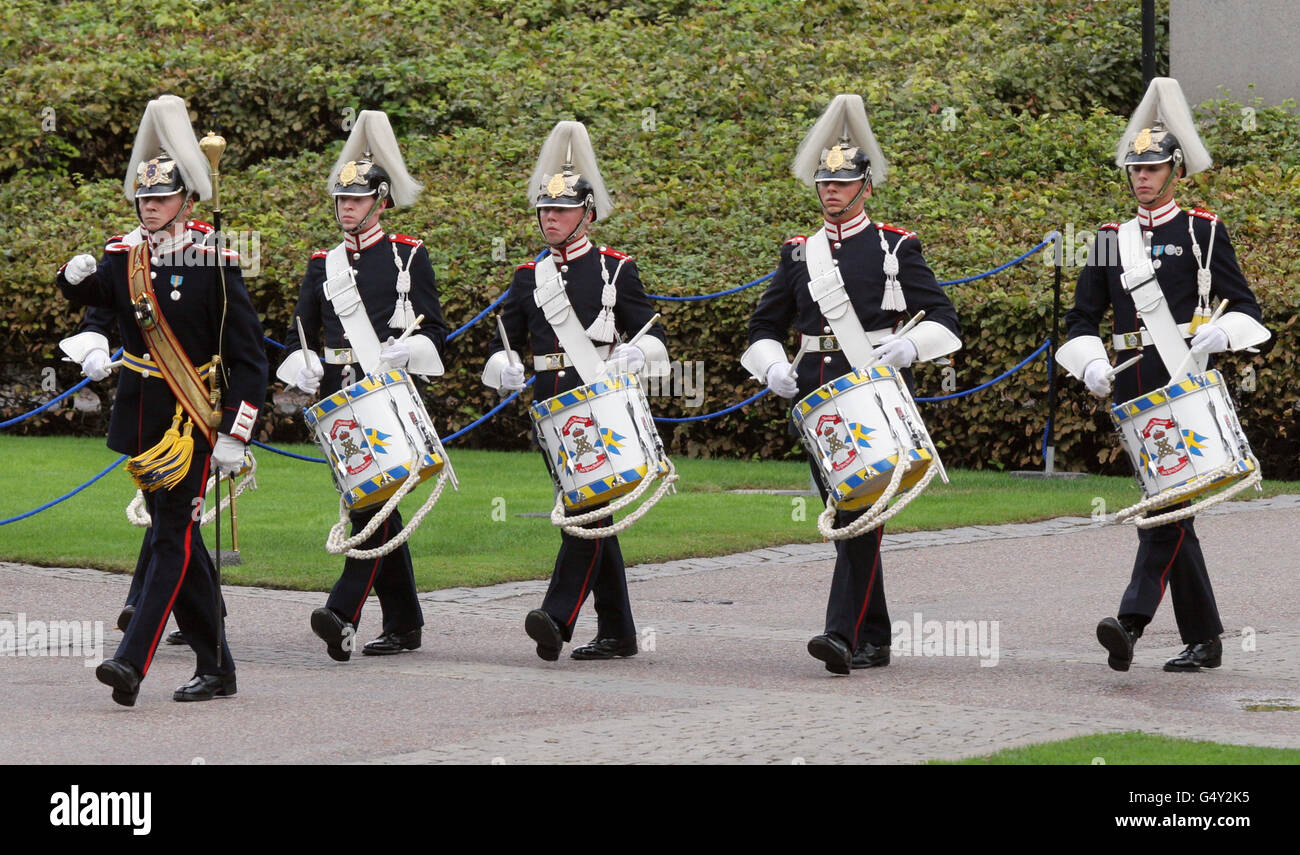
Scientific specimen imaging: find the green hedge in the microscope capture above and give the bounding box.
[3,0,1297,475]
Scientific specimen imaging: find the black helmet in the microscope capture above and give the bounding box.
[133,154,187,198]
[1123,123,1184,174]
[534,168,596,216]
[814,142,871,184]
[332,157,392,203]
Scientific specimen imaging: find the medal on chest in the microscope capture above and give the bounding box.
[169,274,183,301]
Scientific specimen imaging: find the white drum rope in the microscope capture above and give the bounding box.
[817,454,939,541]
[125,452,260,528]
[325,452,450,559]
[552,458,679,539]
[1114,453,1263,529]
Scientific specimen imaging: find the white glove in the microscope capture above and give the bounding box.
[80,348,113,381]
[64,254,98,286]
[379,337,411,368]
[872,334,918,368]
[294,350,324,396]
[765,361,799,399]
[500,361,527,392]
[211,433,247,479]
[1189,323,1229,355]
[609,342,646,374]
[1083,358,1113,398]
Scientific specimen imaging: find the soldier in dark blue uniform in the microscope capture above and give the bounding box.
[280,111,448,662]
[483,121,668,662]
[1057,78,1270,673]
[57,95,267,705]
[744,94,961,675]
[68,223,217,648]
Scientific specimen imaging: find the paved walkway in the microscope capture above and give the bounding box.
[2,495,1298,764]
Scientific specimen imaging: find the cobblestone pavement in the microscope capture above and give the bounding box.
[2,495,1297,764]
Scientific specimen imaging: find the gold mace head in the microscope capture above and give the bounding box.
[199,132,227,170]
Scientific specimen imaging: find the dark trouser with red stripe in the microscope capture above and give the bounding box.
[123,532,151,608]
[325,507,424,635]
[540,505,635,643]
[1119,510,1223,643]
[809,459,890,649]
[116,456,232,677]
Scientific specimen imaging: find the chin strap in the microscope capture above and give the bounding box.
[537,195,595,248]
[137,193,196,240]
[335,186,389,235]
[818,169,871,218]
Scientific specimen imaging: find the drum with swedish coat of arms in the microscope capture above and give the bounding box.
[793,365,936,512]
[529,372,670,512]
[303,369,447,510]
[1110,369,1256,511]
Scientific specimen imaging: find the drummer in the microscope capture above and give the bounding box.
[482,121,668,662]
[280,111,449,662]
[743,94,961,675]
[1057,78,1269,673]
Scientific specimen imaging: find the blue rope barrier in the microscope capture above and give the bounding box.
[251,439,325,464]
[937,232,1059,286]
[916,340,1049,402]
[654,388,770,423]
[0,455,126,526]
[0,348,125,430]
[647,272,774,302]
[445,377,535,443]
[447,291,508,342]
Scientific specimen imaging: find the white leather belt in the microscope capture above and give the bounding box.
[323,347,356,365]
[534,345,611,372]
[1113,323,1193,351]
[801,328,895,353]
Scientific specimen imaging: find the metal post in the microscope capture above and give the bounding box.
[1142,0,1157,86]
[1045,260,1062,474]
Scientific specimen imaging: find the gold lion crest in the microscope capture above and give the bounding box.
[543,171,581,198]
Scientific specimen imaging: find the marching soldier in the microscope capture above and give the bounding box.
[743,94,961,675]
[57,94,267,705]
[482,121,669,662]
[71,225,213,649]
[1057,78,1270,673]
[279,111,448,662]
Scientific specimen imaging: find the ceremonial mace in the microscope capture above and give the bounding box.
[199,130,233,668]
[199,130,243,566]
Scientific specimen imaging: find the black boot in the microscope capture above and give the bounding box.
[1096,617,1137,672]
[1164,637,1223,672]
[851,640,891,669]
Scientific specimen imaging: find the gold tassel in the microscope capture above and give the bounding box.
[126,406,196,492]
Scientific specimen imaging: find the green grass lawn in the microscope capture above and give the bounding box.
[937,731,1300,764]
[3,436,1295,591]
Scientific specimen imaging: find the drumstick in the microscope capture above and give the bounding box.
[374,314,425,373]
[496,314,522,367]
[295,315,311,358]
[1168,299,1229,380]
[625,313,661,349]
[392,314,425,344]
[863,309,928,368]
[1105,351,1144,380]
[789,337,812,379]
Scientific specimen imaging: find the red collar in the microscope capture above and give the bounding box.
[344,221,386,251]
[824,210,870,241]
[1137,198,1180,228]
[549,235,593,263]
